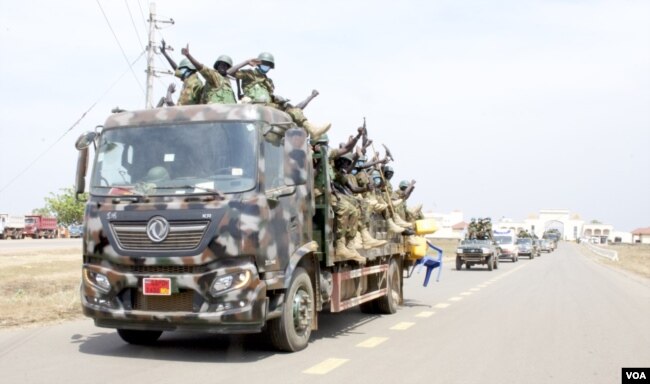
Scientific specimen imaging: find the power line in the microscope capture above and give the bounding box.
[95,0,146,96]
[124,0,145,51]
[0,51,146,195]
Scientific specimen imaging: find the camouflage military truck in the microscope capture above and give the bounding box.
[74,103,421,352]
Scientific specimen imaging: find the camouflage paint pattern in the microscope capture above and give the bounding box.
[81,103,409,335]
[233,68,274,103]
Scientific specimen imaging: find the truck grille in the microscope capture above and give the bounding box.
[133,290,194,312]
[110,220,209,251]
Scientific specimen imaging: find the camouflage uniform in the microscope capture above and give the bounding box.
[233,68,274,103]
[175,70,203,106]
[199,68,236,104]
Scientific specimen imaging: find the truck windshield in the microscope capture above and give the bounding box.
[494,236,513,244]
[90,121,258,196]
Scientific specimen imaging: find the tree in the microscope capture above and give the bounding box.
[39,187,87,226]
[31,207,52,216]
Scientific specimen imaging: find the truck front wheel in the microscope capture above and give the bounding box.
[487,256,493,271]
[117,329,162,345]
[456,256,462,270]
[268,267,314,352]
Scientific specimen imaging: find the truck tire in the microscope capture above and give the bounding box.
[494,255,499,270]
[456,256,462,270]
[268,267,314,352]
[117,329,162,345]
[487,256,493,271]
[359,300,378,314]
[375,258,400,314]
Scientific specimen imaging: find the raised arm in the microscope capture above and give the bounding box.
[227,58,261,76]
[180,44,204,71]
[160,40,177,70]
[295,89,319,110]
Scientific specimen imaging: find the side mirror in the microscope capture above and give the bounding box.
[284,127,308,186]
[75,147,89,200]
[75,131,97,150]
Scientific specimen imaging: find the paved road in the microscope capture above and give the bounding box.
[0,242,648,383]
[0,238,81,252]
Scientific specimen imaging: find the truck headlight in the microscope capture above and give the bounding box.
[83,269,111,293]
[210,271,250,296]
[456,248,463,254]
[481,247,491,254]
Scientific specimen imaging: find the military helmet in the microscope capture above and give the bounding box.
[399,180,409,189]
[143,166,170,183]
[178,58,196,71]
[215,54,233,68]
[257,52,275,68]
[383,165,394,179]
[371,170,382,179]
[312,133,329,145]
[340,152,355,163]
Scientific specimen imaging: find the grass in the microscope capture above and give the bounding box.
[0,248,83,329]
[577,242,650,279]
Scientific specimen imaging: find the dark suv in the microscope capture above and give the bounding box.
[516,238,538,259]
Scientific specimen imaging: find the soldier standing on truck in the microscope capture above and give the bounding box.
[227,53,330,139]
[180,44,236,104]
[160,40,203,106]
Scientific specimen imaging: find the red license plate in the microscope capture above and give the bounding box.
[143,278,171,296]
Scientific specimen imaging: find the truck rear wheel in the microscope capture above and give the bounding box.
[376,258,400,314]
[268,267,314,352]
[117,329,162,345]
[494,255,499,270]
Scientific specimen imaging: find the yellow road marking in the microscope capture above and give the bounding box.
[460,291,473,296]
[356,337,389,348]
[434,303,450,309]
[448,296,463,302]
[303,358,349,375]
[390,322,416,330]
[416,311,435,318]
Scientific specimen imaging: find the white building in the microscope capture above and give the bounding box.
[423,210,465,239]
[632,227,650,244]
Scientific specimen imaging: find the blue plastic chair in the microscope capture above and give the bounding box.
[410,241,443,287]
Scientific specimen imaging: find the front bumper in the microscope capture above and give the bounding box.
[81,259,268,333]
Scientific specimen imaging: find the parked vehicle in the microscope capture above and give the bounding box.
[493,229,518,262]
[68,224,84,238]
[516,238,537,259]
[0,214,25,239]
[23,215,58,239]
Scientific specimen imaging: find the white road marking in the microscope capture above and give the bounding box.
[390,322,416,330]
[303,358,349,375]
[416,311,435,318]
[434,303,450,309]
[448,296,463,302]
[356,337,389,348]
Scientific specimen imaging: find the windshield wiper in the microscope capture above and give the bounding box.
[155,185,225,199]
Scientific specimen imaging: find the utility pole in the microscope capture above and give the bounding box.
[145,2,174,109]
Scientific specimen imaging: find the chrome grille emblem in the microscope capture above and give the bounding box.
[146,216,170,243]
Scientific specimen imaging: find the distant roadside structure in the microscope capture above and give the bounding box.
[631,227,650,244]
[423,210,465,240]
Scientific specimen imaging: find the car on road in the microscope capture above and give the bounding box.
[68,224,83,238]
[456,239,500,271]
[516,238,537,259]
[539,239,553,253]
[493,229,519,262]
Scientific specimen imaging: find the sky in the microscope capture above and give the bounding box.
[0,0,648,231]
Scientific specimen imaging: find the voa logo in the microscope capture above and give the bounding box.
[622,368,649,383]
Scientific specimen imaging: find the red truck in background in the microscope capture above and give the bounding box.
[23,215,58,239]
